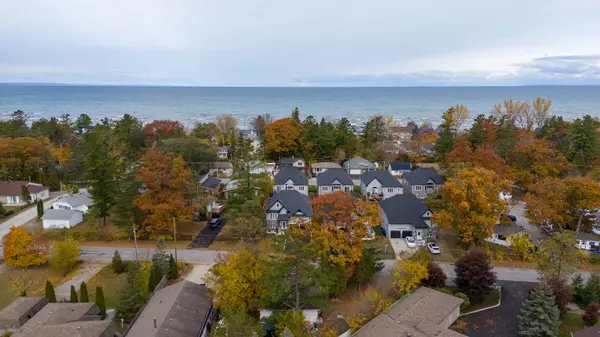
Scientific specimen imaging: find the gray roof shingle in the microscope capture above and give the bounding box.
[280,157,304,165]
[317,168,353,186]
[404,168,445,185]
[201,177,221,190]
[379,194,431,228]
[41,209,80,221]
[343,156,376,170]
[267,190,312,217]
[274,167,308,185]
[361,171,402,187]
[56,192,91,207]
[389,162,411,171]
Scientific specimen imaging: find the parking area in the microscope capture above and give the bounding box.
[389,238,413,258]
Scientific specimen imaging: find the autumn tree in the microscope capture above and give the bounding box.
[583,302,600,327]
[134,149,196,234]
[264,118,303,159]
[0,137,47,181]
[433,167,511,245]
[143,120,184,144]
[532,97,552,129]
[445,140,511,179]
[393,259,428,294]
[467,114,498,149]
[454,249,497,303]
[204,248,266,311]
[511,139,569,190]
[547,277,572,316]
[49,236,81,274]
[508,232,535,262]
[423,262,447,288]
[215,114,238,146]
[210,309,262,337]
[252,113,273,139]
[3,226,47,267]
[536,231,579,282]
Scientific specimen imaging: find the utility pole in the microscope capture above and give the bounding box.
[132,224,140,265]
[173,217,178,262]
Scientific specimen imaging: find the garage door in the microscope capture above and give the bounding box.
[390,231,401,238]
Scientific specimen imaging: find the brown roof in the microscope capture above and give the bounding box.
[0,297,48,329]
[390,126,415,134]
[573,326,600,337]
[311,162,342,169]
[0,181,49,197]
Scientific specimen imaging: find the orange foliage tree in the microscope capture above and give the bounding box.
[0,137,47,180]
[445,141,512,179]
[511,139,569,190]
[3,226,48,267]
[433,167,511,245]
[143,120,185,144]
[264,118,303,159]
[134,149,197,235]
[304,191,380,269]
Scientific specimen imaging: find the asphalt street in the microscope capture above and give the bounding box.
[0,196,59,239]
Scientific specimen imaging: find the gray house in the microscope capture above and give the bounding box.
[360,171,403,200]
[317,168,353,195]
[388,162,412,176]
[379,194,435,241]
[279,158,306,170]
[266,190,311,233]
[273,167,309,196]
[403,167,445,199]
[343,156,377,181]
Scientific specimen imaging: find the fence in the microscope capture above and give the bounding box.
[120,274,168,336]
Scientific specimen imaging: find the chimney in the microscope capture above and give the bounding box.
[153,317,157,329]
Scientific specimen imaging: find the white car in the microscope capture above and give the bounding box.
[405,237,416,248]
[427,243,441,254]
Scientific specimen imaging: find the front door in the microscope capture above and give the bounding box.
[372,186,379,195]
[416,230,423,240]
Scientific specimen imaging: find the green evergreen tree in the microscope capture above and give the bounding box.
[148,262,162,293]
[36,200,44,218]
[152,238,169,276]
[352,246,384,291]
[72,185,79,193]
[95,286,107,319]
[111,250,126,274]
[70,285,78,303]
[518,283,560,337]
[79,281,89,302]
[0,201,6,217]
[21,185,31,203]
[45,280,56,303]
[117,262,145,322]
[168,254,179,280]
[291,107,301,123]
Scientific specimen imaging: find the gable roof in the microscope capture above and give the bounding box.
[212,161,232,169]
[280,157,304,165]
[267,190,312,217]
[0,297,48,328]
[344,156,376,170]
[201,177,221,190]
[317,168,353,186]
[275,167,308,185]
[379,194,430,228]
[389,162,412,171]
[41,209,80,221]
[361,171,402,187]
[311,162,342,169]
[404,168,445,185]
[56,192,91,207]
[0,181,49,197]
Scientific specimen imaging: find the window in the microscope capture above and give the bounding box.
[286,185,294,190]
[323,186,329,191]
[298,186,304,191]
[7,196,18,204]
[415,185,423,191]
[387,188,394,193]
[280,221,288,230]
[344,186,350,192]
[268,213,277,220]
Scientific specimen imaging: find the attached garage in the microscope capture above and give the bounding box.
[390,230,413,238]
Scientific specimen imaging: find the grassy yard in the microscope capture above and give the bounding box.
[558,312,600,337]
[0,264,79,310]
[85,263,151,310]
[461,290,501,314]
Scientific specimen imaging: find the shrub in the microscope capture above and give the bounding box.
[423,262,446,288]
[70,285,78,303]
[148,262,161,293]
[111,250,126,274]
[49,237,81,273]
[454,249,497,303]
[80,281,89,302]
[168,254,179,280]
[454,292,471,310]
[547,277,572,316]
[45,280,56,303]
[583,302,600,327]
[308,185,317,194]
[95,286,106,319]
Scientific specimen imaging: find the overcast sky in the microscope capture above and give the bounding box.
[1,0,600,86]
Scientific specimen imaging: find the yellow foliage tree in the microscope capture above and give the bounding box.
[204,248,266,311]
[50,236,81,273]
[264,118,303,159]
[393,259,428,294]
[433,167,511,245]
[511,139,569,190]
[508,232,535,262]
[3,226,47,267]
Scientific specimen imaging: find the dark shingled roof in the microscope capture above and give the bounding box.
[361,171,402,187]
[275,167,308,185]
[201,177,221,190]
[280,157,304,165]
[379,194,430,228]
[403,168,445,185]
[267,190,312,217]
[343,156,376,170]
[389,162,411,171]
[317,168,353,186]
[0,181,49,197]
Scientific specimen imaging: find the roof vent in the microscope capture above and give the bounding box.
[153,317,157,330]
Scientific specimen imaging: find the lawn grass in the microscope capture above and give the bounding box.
[461,290,501,314]
[84,265,129,309]
[0,264,79,310]
[364,238,396,260]
[558,312,600,337]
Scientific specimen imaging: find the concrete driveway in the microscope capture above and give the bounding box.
[509,201,548,242]
[389,238,413,258]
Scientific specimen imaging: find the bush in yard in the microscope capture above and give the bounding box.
[547,277,572,316]
[117,261,145,322]
[95,286,106,319]
[45,280,56,303]
[168,254,178,280]
[454,249,497,303]
[574,273,600,308]
[423,262,446,288]
[111,250,126,274]
[518,283,560,337]
[148,262,162,293]
[583,302,600,327]
[70,285,78,303]
[453,292,471,311]
[50,236,81,273]
[37,200,44,219]
[79,281,89,302]
[73,185,79,193]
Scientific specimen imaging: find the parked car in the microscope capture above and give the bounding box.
[507,214,517,222]
[427,243,441,254]
[209,218,222,228]
[405,236,416,248]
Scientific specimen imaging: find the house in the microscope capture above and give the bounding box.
[576,232,600,251]
[388,162,412,176]
[199,174,221,196]
[403,168,445,199]
[223,179,260,198]
[421,142,436,156]
[76,125,94,134]
[380,140,402,154]
[266,190,311,233]
[217,146,229,159]
[279,157,306,170]
[126,281,214,337]
[41,209,84,229]
[317,168,354,195]
[353,287,466,337]
[311,162,342,177]
[360,171,403,200]
[0,181,50,206]
[208,162,233,177]
[239,129,262,152]
[389,125,415,143]
[0,299,116,337]
[273,167,309,196]
[344,157,377,181]
[52,192,91,214]
[379,194,435,241]
[249,161,276,175]
[485,224,526,247]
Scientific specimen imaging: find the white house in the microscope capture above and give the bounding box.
[208,162,233,177]
[52,192,92,214]
[260,309,322,326]
[576,232,600,251]
[266,190,311,233]
[316,168,353,195]
[249,161,276,175]
[273,167,309,195]
[217,146,229,159]
[41,209,84,229]
[0,181,50,206]
[223,179,260,198]
[485,224,526,247]
[279,158,306,171]
[311,162,342,177]
[379,194,435,241]
[402,167,445,199]
[360,171,403,200]
[388,162,412,177]
[343,157,377,181]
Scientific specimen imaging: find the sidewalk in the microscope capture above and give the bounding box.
[55,261,107,301]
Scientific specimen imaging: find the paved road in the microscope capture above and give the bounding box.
[0,196,60,239]
[80,247,223,264]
